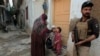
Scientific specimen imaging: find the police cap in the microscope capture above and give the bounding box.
[82,1,94,9]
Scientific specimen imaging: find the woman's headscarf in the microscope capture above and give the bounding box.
[32,13,48,34]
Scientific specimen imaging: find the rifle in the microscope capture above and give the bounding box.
[73,27,79,56]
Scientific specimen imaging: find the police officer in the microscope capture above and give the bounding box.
[71,1,99,56]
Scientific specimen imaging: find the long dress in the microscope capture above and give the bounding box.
[31,16,48,56]
[54,32,62,55]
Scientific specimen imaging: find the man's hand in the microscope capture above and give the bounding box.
[75,41,84,46]
[76,35,96,46]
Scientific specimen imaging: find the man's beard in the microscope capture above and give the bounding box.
[83,13,90,18]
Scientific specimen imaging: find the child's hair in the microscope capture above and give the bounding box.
[57,27,62,33]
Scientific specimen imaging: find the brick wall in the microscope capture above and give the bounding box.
[91,0,100,22]
[90,0,100,56]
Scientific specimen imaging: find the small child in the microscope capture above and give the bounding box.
[54,27,62,56]
[46,26,56,49]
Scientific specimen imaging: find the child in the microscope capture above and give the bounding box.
[54,27,62,56]
[46,26,56,49]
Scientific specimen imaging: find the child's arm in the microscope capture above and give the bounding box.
[54,40,60,44]
[54,33,62,44]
